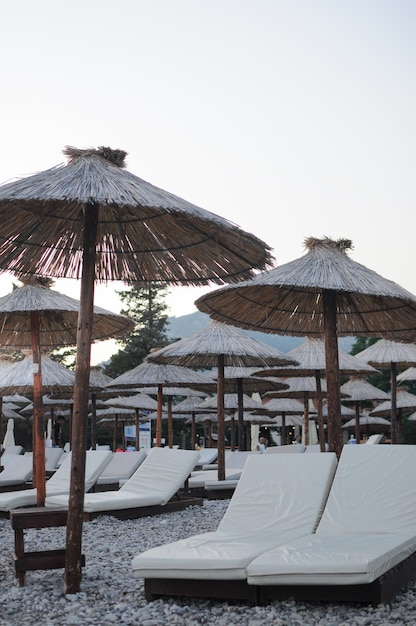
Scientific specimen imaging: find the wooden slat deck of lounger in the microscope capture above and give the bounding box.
[84,494,203,520]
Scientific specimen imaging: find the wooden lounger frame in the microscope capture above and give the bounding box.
[84,494,203,521]
[144,551,416,605]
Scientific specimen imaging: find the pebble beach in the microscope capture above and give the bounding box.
[1,500,416,626]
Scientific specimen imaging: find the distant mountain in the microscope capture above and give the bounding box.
[167,311,355,354]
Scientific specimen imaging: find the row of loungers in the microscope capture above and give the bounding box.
[132,445,416,605]
[0,448,203,518]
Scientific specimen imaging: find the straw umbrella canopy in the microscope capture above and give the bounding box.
[342,414,391,437]
[0,145,273,593]
[108,360,215,449]
[95,406,136,451]
[139,385,209,449]
[0,355,75,396]
[251,397,305,445]
[216,366,288,450]
[196,392,264,450]
[397,367,416,384]
[147,320,298,480]
[339,377,390,444]
[370,386,416,442]
[196,237,416,457]
[105,393,159,450]
[0,276,132,504]
[171,396,212,448]
[356,339,416,443]
[254,338,377,451]
[264,376,330,447]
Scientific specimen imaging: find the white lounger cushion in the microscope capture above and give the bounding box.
[247,445,416,586]
[45,447,64,470]
[0,450,112,512]
[96,450,147,485]
[46,448,200,513]
[246,533,416,585]
[131,452,337,580]
[0,455,33,487]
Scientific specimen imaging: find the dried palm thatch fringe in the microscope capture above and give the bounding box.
[19,274,54,288]
[0,146,273,284]
[305,236,353,252]
[63,146,128,168]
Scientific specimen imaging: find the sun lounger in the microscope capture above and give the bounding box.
[0,450,112,516]
[133,451,337,601]
[94,450,147,490]
[45,447,64,471]
[2,445,24,455]
[247,445,416,604]
[264,444,306,454]
[0,455,33,491]
[188,451,258,493]
[45,448,202,520]
[193,448,219,469]
[365,434,384,444]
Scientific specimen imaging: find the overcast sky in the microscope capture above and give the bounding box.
[1,1,415,362]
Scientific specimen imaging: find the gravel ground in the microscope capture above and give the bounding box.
[1,500,416,626]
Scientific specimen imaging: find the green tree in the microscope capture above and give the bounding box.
[104,282,174,378]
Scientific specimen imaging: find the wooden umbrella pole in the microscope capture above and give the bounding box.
[65,203,98,595]
[315,372,326,452]
[113,415,118,451]
[354,401,361,444]
[167,396,173,448]
[91,392,97,450]
[281,413,286,445]
[135,409,140,451]
[323,290,342,458]
[156,384,163,447]
[390,362,397,444]
[31,311,46,505]
[237,378,244,450]
[217,354,225,481]
[191,414,196,450]
[303,392,309,446]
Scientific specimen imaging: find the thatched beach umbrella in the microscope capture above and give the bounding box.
[196,237,416,457]
[0,276,132,504]
[255,338,376,450]
[0,145,272,593]
[105,393,158,450]
[95,406,136,450]
[108,361,214,450]
[197,392,264,450]
[171,396,212,448]
[2,146,276,591]
[370,386,416,442]
[147,320,297,480]
[251,397,305,445]
[264,376,330,447]
[340,377,390,444]
[397,367,416,384]
[217,366,288,450]
[342,414,391,437]
[356,339,416,443]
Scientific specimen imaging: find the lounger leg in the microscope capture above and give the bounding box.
[14,528,26,586]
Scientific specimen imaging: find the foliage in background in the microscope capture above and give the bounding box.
[104,282,176,378]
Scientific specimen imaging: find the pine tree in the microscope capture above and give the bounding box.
[104,282,173,377]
